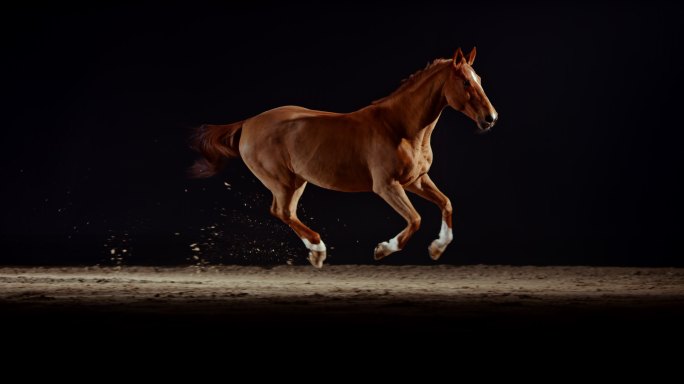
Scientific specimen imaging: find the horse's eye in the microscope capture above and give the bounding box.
[464,80,471,88]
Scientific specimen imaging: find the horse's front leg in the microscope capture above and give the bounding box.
[405,174,453,260]
[372,181,421,260]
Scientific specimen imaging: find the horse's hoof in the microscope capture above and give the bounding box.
[374,241,396,260]
[308,250,326,268]
[428,240,447,261]
[373,245,384,260]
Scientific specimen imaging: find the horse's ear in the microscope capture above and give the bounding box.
[453,48,465,68]
[467,47,477,65]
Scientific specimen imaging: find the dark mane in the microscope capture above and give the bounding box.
[372,58,451,104]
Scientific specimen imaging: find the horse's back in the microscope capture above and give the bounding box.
[240,105,373,191]
[242,105,352,142]
[253,105,341,122]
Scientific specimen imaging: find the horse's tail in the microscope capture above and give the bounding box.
[188,121,244,178]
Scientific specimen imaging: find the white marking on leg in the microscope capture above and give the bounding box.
[437,220,453,246]
[302,238,326,252]
[429,220,453,260]
[375,235,400,259]
[386,235,399,252]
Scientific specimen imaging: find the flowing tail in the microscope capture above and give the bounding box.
[188,121,244,178]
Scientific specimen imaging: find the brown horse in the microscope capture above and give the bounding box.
[191,47,497,268]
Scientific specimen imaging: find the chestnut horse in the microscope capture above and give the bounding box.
[191,48,498,267]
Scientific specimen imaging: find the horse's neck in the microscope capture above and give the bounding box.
[373,67,448,139]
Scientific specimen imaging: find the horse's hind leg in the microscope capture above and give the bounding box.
[372,181,421,260]
[269,180,327,268]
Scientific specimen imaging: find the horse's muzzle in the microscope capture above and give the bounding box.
[477,112,497,132]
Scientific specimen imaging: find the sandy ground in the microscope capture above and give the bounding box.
[2,265,683,344]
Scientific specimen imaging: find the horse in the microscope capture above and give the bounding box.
[190,47,498,268]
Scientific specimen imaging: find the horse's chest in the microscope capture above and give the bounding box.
[395,140,432,185]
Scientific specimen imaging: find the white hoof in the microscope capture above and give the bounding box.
[302,238,326,268]
[308,250,326,268]
[428,239,448,260]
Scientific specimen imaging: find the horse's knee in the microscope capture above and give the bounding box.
[409,216,421,232]
[443,200,453,216]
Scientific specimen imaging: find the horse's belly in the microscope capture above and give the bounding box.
[298,157,374,192]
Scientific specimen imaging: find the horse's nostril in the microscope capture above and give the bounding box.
[484,114,496,123]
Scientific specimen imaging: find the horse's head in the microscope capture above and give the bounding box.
[444,47,498,132]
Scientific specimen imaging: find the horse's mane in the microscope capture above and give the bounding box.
[372,58,451,104]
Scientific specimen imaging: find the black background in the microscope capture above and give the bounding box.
[1,1,682,266]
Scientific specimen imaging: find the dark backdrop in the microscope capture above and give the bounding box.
[1,1,682,266]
